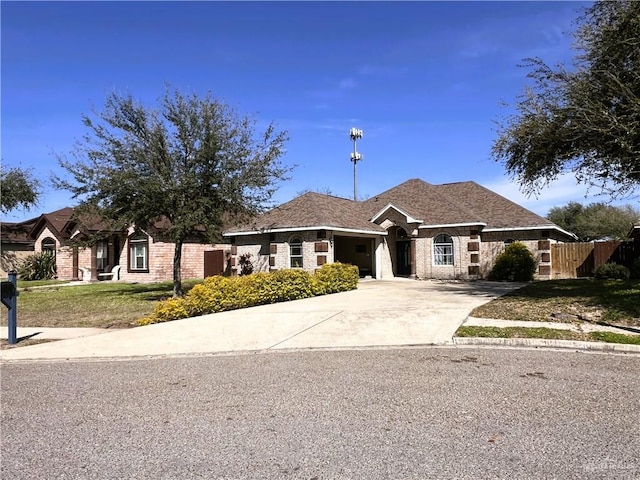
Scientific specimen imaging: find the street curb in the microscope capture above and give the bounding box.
[453,336,640,354]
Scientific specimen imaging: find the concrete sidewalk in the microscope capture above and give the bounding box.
[3,279,638,362]
[0,327,107,341]
[0,279,519,361]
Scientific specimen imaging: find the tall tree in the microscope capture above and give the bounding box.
[55,88,290,296]
[493,1,640,198]
[547,201,640,241]
[0,166,40,213]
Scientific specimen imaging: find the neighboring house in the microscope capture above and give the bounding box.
[629,223,640,241]
[1,218,37,277]
[11,207,230,282]
[224,178,576,280]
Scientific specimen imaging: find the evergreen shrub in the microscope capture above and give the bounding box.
[594,263,631,280]
[488,242,536,282]
[138,262,359,325]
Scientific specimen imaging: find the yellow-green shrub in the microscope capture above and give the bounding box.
[313,263,359,294]
[138,263,360,325]
[138,297,190,325]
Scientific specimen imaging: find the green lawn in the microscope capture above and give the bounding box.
[471,278,640,326]
[1,280,202,328]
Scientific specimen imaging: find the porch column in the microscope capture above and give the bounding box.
[90,244,98,282]
[71,247,79,281]
[410,237,417,279]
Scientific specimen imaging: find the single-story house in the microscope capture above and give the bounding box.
[224,178,577,280]
[1,207,230,282]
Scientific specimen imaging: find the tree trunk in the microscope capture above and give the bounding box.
[173,238,184,297]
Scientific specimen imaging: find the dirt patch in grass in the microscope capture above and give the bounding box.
[471,279,640,327]
[0,280,202,329]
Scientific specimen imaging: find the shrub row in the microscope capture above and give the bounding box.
[138,262,359,325]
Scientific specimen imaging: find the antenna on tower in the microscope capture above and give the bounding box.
[349,127,363,201]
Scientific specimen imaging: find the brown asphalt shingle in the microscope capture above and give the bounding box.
[225,178,570,236]
[362,178,485,226]
[226,192,386,234]
[434,181,558,229]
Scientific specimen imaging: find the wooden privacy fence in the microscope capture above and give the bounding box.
[551,241,638,279]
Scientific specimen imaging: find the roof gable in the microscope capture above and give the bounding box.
[370,202,424,224]
[362,178,484,226]
[28,207,75,240]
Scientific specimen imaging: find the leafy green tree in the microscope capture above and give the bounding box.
[493,1,640,198]
[548,202,639,241]
[55,88,290,296]
[1,166,40,213]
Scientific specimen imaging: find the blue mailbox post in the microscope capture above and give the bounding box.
[1,271,18,344]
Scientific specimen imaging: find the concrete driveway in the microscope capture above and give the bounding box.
[0,279,520,361]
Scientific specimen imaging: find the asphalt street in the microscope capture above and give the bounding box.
[2,347,639,479]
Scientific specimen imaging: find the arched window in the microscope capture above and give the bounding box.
[289,237,303,268]
[41,237,56,253]
[129,232,149,271]
[434,234,454,266]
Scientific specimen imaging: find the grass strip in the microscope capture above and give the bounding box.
[455,326,640,345]
[471,279,640,325]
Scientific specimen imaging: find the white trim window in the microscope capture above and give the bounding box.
[129,233,148,271]
[96,241,108,270]
[289,237,303,268]
[434,234,454,266]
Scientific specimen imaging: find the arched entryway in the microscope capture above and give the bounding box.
[395,228,411,276]
[388,226,414,277]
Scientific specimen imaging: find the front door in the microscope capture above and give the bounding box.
[396,240,411,276]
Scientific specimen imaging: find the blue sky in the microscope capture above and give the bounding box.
[5,0,630,224]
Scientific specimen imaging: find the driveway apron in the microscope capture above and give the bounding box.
[0,279,519,361]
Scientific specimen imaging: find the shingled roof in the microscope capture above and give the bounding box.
[362,178,485,226]
[225,178,574,238]
[27,207,76,240]
[225,192,386,235]
[1,218,37,245]
[433,181,559,230]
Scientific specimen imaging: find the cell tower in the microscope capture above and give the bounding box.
[349,127,363,201]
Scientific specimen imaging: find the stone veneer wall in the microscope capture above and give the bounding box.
[230,227,567,281]
[479,231,560,280]
[417,227,476,280]
[231,230,334,275]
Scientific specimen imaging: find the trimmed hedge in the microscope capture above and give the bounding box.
[138,262,359,325]
[488,242,536,282]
